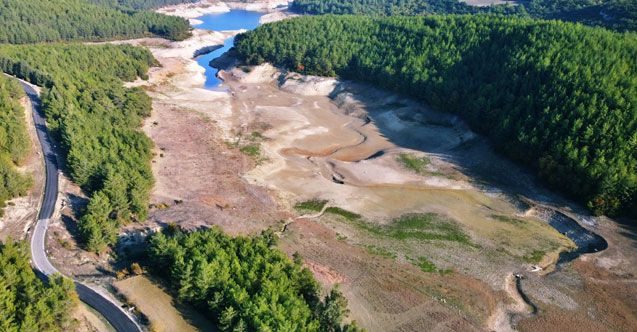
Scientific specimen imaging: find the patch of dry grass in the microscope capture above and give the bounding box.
[114,276,214,332]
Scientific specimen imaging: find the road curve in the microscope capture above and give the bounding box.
[20,79,142,332]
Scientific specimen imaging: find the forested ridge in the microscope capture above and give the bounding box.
[290,0,637,32]
[0,0,191,44]
[146,228,360,331]
[0,44,157,251]
[88,0,199,10]
[0,240,77,331]
[89,0,261,10]
[291,0,518,16]
[0,76,32,216]
[235,15,637,217]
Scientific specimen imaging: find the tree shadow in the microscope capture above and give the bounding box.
[614,216,637,248]
[61,214,83,246]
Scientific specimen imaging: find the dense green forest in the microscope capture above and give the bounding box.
[0,75,32,216]
[147,228,360,331]
[291,0,519,15]
[0,240,77,331]
[524,0,637,31]
[88,0,198,10]
[89,0,260,10]
[0,0,191,44]
[0,44,156,251]
[290,0,637,31]
[235,15,637,217]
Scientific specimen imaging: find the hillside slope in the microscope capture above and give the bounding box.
[0,0,190,44]
[236,15,637,217]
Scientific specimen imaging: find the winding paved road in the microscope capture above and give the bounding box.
[20,79,142,332]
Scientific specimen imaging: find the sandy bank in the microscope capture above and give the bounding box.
[157,0,291,18]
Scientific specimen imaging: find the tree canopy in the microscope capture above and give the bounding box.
[290,0,637,32]
[0,240,77,331]
[0,75,32,216]
[146,228,361,331]
[88,0,199,10]
[235,15,637,218]
[0,0,191,44]
[0,44,157,251]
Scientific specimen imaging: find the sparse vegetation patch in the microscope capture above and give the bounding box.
[523,250,546,264]
[294,199,328,212]
[239,144,260,158]
[397,153,430,174]
[322,206,474,246]
[325,206,362,221]
[411,256,453,275]
[363,245,396,259]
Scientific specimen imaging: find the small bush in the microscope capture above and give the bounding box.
[116,268,129,280]
[240,144,260,158]
[130,262,143,275]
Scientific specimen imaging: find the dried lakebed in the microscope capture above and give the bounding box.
[188,9,608,268]
[122,5,627,331]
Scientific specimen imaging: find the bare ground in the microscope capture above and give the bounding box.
[280,218,502,331]
[114,275,215,332]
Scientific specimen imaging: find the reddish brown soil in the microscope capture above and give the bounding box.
[280,218,503,331]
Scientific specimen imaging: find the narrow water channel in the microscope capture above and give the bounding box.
[192,10,263,89]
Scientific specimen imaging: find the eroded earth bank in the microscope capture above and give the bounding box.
[29,2,637,331]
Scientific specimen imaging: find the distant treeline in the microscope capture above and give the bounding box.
[89,0,261,10]
[147,227,361,331]
[0,240,77,330]
[0,0,191,44]
[0,44,156,252]
[290,0,637,32]
[0,76,32,216]
[236,15,637,217]
[88,0,199,10]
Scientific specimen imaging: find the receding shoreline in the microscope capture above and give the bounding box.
[104,4,637,331]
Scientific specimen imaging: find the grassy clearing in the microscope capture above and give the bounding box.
[397,153,430,174]
[411,256,453,275]
[396,153,453,179]
[322,206,473,246]
[114,276,214,332]
[295,201,474,255]
[356,213,473,246]
[294,199,328,212]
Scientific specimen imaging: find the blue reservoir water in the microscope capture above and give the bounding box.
[193,10,263,89]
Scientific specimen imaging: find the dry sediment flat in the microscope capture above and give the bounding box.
[88,12,636,331]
